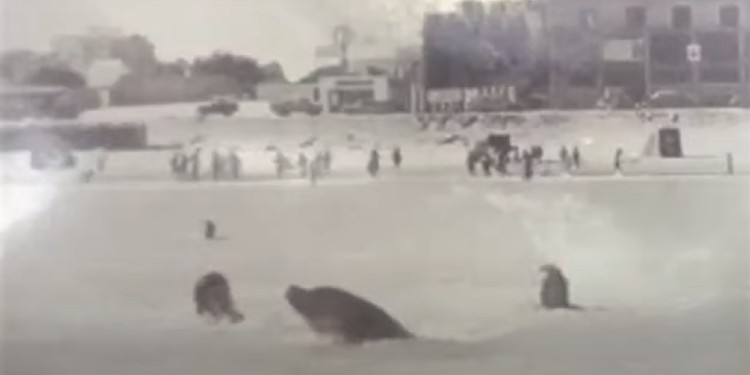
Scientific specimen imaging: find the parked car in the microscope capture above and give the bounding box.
[270,98,322,117]
[197,97,239,119]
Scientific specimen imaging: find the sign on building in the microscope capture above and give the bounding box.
[686,43,702,63]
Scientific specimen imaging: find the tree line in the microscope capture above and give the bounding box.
[0,33,288,106]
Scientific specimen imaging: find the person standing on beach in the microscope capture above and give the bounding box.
[190,148,202,180]
[559,146,569,171]
[228,149,242,179]
[298,152,309,178]
[614,148,623,173]
[523,150,534,180]
[392,147,402,168]
[572,147,581,170]
[367,149,380,177]
[211,150,223,180]
[322,148,332,172]
[274,151,288,178]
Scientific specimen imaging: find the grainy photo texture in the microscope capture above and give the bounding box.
[1,0,748,374]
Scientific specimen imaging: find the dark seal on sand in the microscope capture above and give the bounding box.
[540,264,582,310]
[194,272,244,323]
[285,285,414,344]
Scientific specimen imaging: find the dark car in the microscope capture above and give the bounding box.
[197,98,239,119]
[270,98,322,117]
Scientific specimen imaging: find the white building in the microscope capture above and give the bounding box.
[317,74,391,112]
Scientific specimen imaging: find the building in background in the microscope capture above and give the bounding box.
[258,31,422,114]
[542,0,749,108]
[422,0,547,111]
[421,0,749,110]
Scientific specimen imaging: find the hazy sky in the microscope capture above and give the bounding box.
[0,0,465,79]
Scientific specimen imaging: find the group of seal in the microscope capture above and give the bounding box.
[193,264,580,344]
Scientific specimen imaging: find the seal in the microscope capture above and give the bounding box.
[539,264,582,310]
[285,285,414,344]
[194,272,244,323]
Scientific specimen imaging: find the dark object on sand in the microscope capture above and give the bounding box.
[540,264,582,310]
[285,285,414,345]
[194,272,244,323]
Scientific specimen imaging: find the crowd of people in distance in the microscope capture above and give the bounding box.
[170,147,243,181]
[274,148,332,184]
[168,142,405,184]
[466,142,582,179]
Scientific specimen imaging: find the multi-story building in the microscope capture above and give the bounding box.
[421,0,547,110]
[421,0,749,109]
[542,0,749,107]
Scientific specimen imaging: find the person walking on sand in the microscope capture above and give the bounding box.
[481,151,493,177]
[190,148,202,181]
[309,152,323,185]
[559,146,569,171]
[523,149,534,180]
[298,152,309,178]
[367,149,380,177]
[228,149,242,179]
[322,148,332,173]
[614,148,624,173]
[572,146,581,170]
[274,151,288,178]
[392,147,402,168]
[211,150,223,180]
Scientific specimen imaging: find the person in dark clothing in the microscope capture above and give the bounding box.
[170,152,181,175]
[310,153,323,185]
[559,146,569,170]
[571,147,581,170]
[228,150,241,179]
[177,153,188,175]
[274,151,288,178]
[190,148,202,180]
[298,152,309,178]
[322,149,332,172]
[496,150,508,175]
[211,150,223,180]
[727,153,734,175]
[481,152,493,176]
[522,150,534,180]
[205,220,217,240]
[367,149,380,177]
[392,147,402,168]
[614,148,623,172]
[466,149,479,176]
